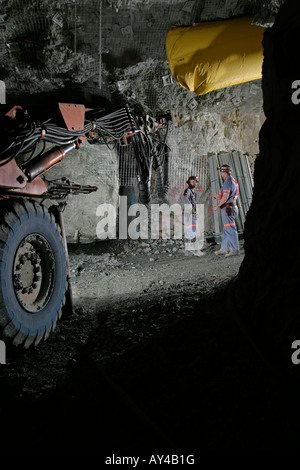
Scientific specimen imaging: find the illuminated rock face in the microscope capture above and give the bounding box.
[233,0,300,369]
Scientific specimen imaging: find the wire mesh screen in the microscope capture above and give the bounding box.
[1,0,261,195]
[117,139,209,196]
[118,145,137,186]
[1,0,256,95]
[168,151,209,193]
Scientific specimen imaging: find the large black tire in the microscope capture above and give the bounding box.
[0,199,67,348]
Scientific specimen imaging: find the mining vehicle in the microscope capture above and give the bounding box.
[0,99,170,348]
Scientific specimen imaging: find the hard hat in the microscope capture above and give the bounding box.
[186,175,199,184]
[217,164,232,174]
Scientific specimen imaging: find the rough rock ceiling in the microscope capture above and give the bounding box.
[0,0,285,101]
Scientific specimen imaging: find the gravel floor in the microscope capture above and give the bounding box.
[1,238,300,451]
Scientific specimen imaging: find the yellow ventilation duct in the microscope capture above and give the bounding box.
[166,17,266,96]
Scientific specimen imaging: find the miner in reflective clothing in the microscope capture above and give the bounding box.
[182,175,205,257]
[212,164,240,257]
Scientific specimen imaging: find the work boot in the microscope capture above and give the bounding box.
[185,249,205,257]
[185,250,193,256]
[214,250,227,255]
[193,250,205,257]
[225,251,240,257]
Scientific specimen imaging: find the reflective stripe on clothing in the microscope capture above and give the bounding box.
[224,222,236,227]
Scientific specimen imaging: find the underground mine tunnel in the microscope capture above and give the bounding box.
[1,0,300,452]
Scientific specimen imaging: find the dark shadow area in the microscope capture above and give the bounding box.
[103,48,143,70]
[1,280,300,451]
[1,0,300,453]
[233,0,300,375]
[4,86,114,120]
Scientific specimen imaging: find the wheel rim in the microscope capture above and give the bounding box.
[13,233,56,313]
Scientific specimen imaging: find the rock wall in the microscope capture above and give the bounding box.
[45,142,119,243]
[120,78,264,238]
[1,0,276,241]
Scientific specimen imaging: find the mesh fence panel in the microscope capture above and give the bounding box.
[169,152,209,193]
[0,0,259,194]
[118,145,137,186]
[1,0,255,91]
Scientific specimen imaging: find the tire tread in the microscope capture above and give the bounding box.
[0,198,67,348]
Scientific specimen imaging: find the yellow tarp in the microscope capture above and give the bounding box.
[166,17,266,96]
